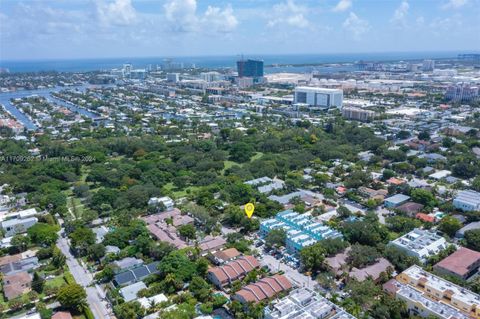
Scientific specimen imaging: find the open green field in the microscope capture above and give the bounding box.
[222,152,264,174]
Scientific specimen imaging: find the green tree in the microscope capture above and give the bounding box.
[177,224,196,240]
[27,223,59,246]
[410,188,436,207]
[345,279,382,309]
[10,234,30,253]
[386,216,421,233]
[229,142,255,163]
[438,216,462,237]
[69,227,95,256]
[418,131,430,141]
[159,250,197,282]
[342,220,389,246]
[319,238,349,256]
[265,228,286,249]
[347,244,380,268]
[57,283,87,311]
[189,276,211,302]
[114,301,145,319]
[369,294,408,319]
[464,229,480,251]
[472,177,480,192]
[32,272,45,293]
[384,245,420,272]
[87,243,106,261]
[300,242,326,273]
[52,246,66,268]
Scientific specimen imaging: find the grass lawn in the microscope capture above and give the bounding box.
[222,152,264,174]
[45,275,67,289]
[67,196,85,219]
[163,183,201,199]
[250,152,264,161]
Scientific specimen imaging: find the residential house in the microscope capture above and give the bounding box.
[113,262,160,287]
[198,236,227,256]
[119,281,147,302]
[350,258,393,282]
[51,312,73,319]
[325,247,351,276]
[207,256,260,288]
[456,221,480,239]
[113,257,143,272]
[232,275,292,304]
[396,202,424,217]
[434,248,480,280]
[148,196,174,211]
[0,250,39,275]
[3,271,32,300]
[210,248,241,265]
[1,216,38,237]
[384,194,410,208]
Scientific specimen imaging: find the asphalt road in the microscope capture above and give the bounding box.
[56,231,112,319]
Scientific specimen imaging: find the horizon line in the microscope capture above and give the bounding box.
[2,49,479,63]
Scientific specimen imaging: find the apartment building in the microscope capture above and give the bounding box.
[385,265,480,319]
[342,107,375,122]
[264,288,356,319]
[388,229,448,262]
[260,210,342,255]
[453,190,480,212]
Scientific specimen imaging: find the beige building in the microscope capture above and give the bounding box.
[387,265,480,319]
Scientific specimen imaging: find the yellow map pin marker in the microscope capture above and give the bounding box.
[244,203,255,218]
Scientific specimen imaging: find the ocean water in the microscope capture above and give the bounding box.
[0,51,465,73]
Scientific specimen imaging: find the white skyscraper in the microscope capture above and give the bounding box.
[294,86,343,109]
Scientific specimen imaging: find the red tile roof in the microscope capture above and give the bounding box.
[52,311,73,319]
[233,275,292,303]
[207,256,260,287]
[416,213,435,223]
[434,247,480,277]
[213,248,241,262]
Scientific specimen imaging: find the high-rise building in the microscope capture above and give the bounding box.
[166,73,180,83]
[422,59,435,71]
[342,107,375,121]
[294,86,343,109]
[445,84,479,102]
[122,63,132,78]
[201,71,222,82]
[237,59,264,78]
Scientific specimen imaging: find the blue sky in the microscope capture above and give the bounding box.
[0,0,479,60]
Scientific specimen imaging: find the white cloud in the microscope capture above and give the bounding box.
[163,0,238,33]
[164,0,198,32]
[203,5,238,33]
[267,0,310,28]
[342,12,370,40]
[391,1,409,28]
[333,0,352,12]
[96,0,137,26]
[442,0,468,9]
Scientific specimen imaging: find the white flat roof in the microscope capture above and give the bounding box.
[295,86,343,93]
